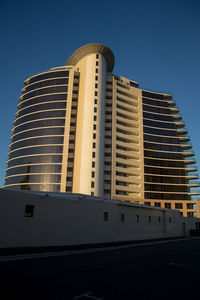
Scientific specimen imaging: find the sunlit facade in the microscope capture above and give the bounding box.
[4,43,200,217]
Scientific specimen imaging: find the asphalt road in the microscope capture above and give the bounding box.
[1,238,200,300]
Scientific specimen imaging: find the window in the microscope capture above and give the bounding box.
[144,202,151,206]
[94,116,97,121]
[96,61,99,66]
[120,213,125,222]
[158,216,161,222]
[165,203,171,209]
[91,181,94,188]
[95,83,98,89]
[91,192,94,196]
[93,133,96,139]
[92,161,95,168]
[95,76,98,81]
[136,215,139,222]
[148,216,151,222]
[187,203,194,209]
[154,202,161,207]
[93,142,96,148]
[187,212,195,217]
[175,203,183,209]
[95,91,98,96]
[104,212,108,221]
[94,107,97,113]
[96,68,98,73]
[94,99,97,104]
[24,204,34,217]
[93,124,96,130]
[92,152,95,158]
[92,171,95,178]
[96,54,99,59]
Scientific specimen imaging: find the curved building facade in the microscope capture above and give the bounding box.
[4,43,200,216]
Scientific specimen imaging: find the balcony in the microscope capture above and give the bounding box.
[175,121,185,128]
[172,114,182,120]
[177,128,188,135]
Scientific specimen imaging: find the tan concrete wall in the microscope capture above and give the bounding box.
[0,189,198,249]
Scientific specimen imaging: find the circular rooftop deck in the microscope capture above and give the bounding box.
[66,43,115,72]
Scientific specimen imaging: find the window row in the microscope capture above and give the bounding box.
[145,192,190,200]
[144,175,188,184]
[10,136,64,152]
[12,127,65,143]
[144,134,180,144]
[14,110,66,126]
[13,118,65,134]
[23,78,69,94]
[144,142,182,152]
[143,97,170,108]
[21,86,68,101]
[6,164,62,176]
[8,145,63,160]
[143,104,171,115]
[145,183,189,192]
[5,174,61,185]
[144,150,185,160]
[142,91,169,100]
[18,101,67,118]
[144,158,186,168]
[19,93,68,109]
[143,112,174,122]
[6,183,61,192]
[7,154,63,168]
[144,166,187,176]
[143,119,177,130]
[27,70,70,85]
[143,126,179,137]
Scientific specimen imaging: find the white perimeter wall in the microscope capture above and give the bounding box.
[0,189,198,249]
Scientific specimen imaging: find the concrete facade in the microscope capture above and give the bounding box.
[0,189,198,249]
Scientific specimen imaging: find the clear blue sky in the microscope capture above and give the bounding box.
[0,0,200,187]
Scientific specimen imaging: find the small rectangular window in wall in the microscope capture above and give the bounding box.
[92,152,95,158]
[175,203,183,209]
[95,83,98,89]
[96,68,98,73]
[94,99,97,104]
[93,142,96,148]
[91,181,95,188]
[94,91,98,97]
[165,203,171,209]
[96,54,99,59]
[24,205,34,217]
[104,212,108,221]
[92,171,95,178]
[93,133,96,139]
[94,116,97,121]
[96,61,99,66]
[154,202,161,207]
[120,213,125,222]
[93,124,96,130]
[92,161,95,168]
[95,76,98,81]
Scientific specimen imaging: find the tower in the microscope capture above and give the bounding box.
[4,43,200,216]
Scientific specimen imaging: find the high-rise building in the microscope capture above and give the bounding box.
[4,43,200,217]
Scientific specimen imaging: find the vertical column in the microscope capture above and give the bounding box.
[60,68,74,192]
[72,53,106,196]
